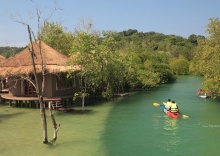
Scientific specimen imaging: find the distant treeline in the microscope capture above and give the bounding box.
[0,47,25,58]
[111,29,204,61]
[0,29,203,60]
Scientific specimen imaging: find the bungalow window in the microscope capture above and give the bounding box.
[23,75,36,96]
[56,73,76,90]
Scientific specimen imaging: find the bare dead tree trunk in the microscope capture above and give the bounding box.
[27,25,48,143]
[11,0,61,144]
[36,11,60,143]
[49,107,60,142]
[40,97,48,143]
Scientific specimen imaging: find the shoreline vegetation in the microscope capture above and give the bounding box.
[1,18,220,110]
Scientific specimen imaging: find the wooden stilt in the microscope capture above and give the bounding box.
[28,101,31,108]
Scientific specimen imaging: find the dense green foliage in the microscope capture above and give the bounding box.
[65,26,201,98]
[0,47,25,58]
[170,56,189,75]
[189,18,220,97]
[40,21,74,56]
[1,21,205,98]
[2,18,219,98]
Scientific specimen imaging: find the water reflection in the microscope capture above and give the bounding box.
[163,118,178,131]
[162,118,180,154]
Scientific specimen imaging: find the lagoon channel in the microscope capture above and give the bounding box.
[0,76,220,156]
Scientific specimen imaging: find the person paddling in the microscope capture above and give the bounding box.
[163,99,172,113]
[153,101,189,119]
[170,101,179,114]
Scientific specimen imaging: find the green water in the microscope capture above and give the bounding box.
[1,76,220,156]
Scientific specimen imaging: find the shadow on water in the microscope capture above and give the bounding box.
[0,107,26,122]
[58,108,93,114]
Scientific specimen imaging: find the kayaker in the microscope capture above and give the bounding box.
[162,99,172,113]
[164,99,172,111]
[170,101,179,114]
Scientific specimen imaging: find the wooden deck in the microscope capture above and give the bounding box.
[0,93,73,109]
[1,94,61,101]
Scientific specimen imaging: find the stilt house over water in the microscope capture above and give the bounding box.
[0,41,81,107]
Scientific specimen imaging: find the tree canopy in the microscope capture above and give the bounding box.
[40,21,74,56]
[2,21,205,99]
[0,47,25,58]
[189,18,220,97]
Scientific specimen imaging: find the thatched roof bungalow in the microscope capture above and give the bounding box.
[0,41,76,76]
[0,41,81,102]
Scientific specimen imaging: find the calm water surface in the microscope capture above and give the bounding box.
[0,76,220,156]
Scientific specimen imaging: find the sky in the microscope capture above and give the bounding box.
[0,0,220,47]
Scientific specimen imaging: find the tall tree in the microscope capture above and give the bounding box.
[69,23,99,109]
[41,21,74,56]
[190,18,220,97]
[188,34,198,45]
[12,0,61,143]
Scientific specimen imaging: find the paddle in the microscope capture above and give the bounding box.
[153,103,161,106]
[178,112,189,119]
[153,102,189,119]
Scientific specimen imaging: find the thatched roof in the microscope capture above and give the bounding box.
[0,55,6,65]
[0,55,5,60]
[0,41,80,77]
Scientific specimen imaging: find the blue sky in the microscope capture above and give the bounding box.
[0,0,220,47]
